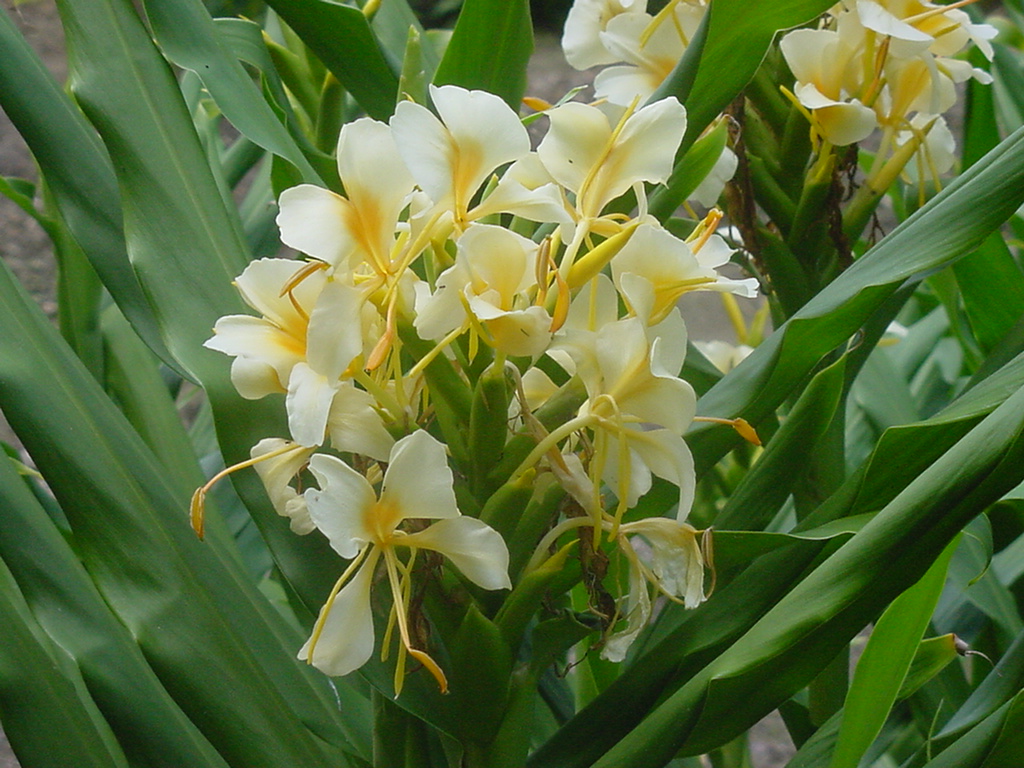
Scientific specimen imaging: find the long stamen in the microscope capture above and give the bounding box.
[693,415,760,445]
[576,94,642,218]
[190,441,306,538]
[383,548,448,695]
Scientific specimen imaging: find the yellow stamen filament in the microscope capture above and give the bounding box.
[903,0,979,26]
[640,0,681,48]
[693,415,761,445]
[190,441,306,539]
[383,549,448,695]
[576,94,642,217]
[280,260,328,297]
[406,322,470,381]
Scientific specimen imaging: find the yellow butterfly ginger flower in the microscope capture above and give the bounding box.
[556,291,697,517]
[592,1,707,106]
[611,223,758,326]
[562,0,648,70]
[414,223,553,359]
[390,85,566,232]
[277,118,415,276]
[299,431,511,692]
[538,96,687,227]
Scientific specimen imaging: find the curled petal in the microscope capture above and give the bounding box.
[251,438,316,534]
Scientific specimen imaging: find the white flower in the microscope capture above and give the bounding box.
[414,223,553,358]
[250,439,316,534]
[562,0,648,70]
[276,118,415,275]
[391,85,549,230]
[204,259,362,403]
[611,223,758,325]
[592,2,706,106]
[298,431,511,689]
[538,97,687,224]
[557,308,697,514]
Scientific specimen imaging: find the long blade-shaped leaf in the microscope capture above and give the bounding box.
[0,559,130,768]
[56,0,346,608]
[691,125,1024,474]
[141,0,321,183]
[264,0,399,121]
[591,384,1024,767]
[0,254,364,766]
[0,7,176,371]
[0,444,231,768]
[432,0,532,109]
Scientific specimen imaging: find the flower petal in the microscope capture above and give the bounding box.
[403,517,511,590]
[381,431,459,521]
[306,453,377,557]
[286,363,336,448]
[298,554,377,676]
[250,439,316,534]
[327,384,395,462]
[276,186,359,269]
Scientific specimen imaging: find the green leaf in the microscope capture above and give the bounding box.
[432,0,532,109]
[141,0,321,183]
[559,380,1024,768]
[56,0,346,608]
[0,438,232,767]
[264,0,399,121]
[0,254,366,766]
[0,6,177,371]
[952,231,1024,355]
[827,538,956,768]
[716,355,847,530]
[0,559,131,768]
[690,125,1024,475]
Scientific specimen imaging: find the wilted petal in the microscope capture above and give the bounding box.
[403,517,511,590]
[601,553,650,662]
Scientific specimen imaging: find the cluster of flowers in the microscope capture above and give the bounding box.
[198,81,757,690]
[560,0,738,209]
[780,0,997,178]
